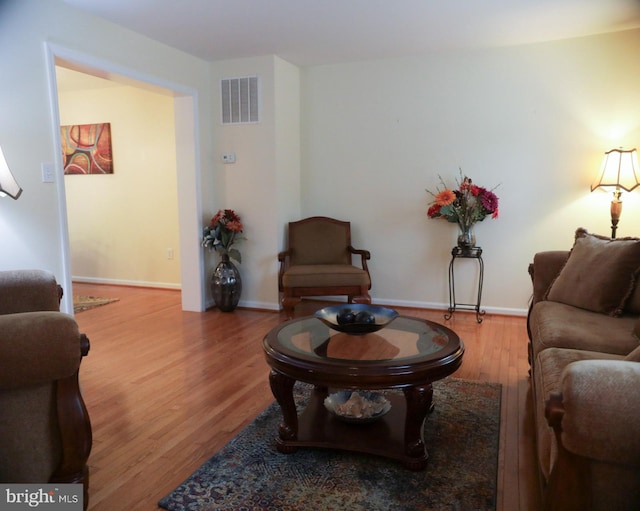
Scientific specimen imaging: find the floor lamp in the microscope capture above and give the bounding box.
[590,148,640,238]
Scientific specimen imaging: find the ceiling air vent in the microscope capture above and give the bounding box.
[220,76,260,124]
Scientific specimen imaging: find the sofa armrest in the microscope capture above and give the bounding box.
[529,251,569,305]
[0,311,83,388]
[0,269,61,314]
[527,251,570,343]
[546,359,640,466]
[0,310,92,502]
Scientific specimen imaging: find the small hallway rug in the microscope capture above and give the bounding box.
[73,295,119,313]
[158,378,502,511]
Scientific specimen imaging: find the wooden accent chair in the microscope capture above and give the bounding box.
[278,216,372,318]
[0,270,92,510]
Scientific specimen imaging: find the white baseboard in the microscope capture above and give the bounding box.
[202,298,280,311]
[75,282,528,317]
[254,296,529,317]
[72,276,181,290]
[376,297,528,317]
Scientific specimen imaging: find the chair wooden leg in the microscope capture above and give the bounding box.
[282,295,300,319]
[352,290,371,305]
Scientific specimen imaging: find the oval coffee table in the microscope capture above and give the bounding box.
[263,314,464,470]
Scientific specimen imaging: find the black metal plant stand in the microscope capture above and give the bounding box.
[445,246,485,323]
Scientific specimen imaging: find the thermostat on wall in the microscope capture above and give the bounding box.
[222,153,236,164]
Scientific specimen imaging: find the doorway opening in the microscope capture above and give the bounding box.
[44,44,205,312]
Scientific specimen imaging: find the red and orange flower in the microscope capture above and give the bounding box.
[426,171,499,229]
[202,209,246,263]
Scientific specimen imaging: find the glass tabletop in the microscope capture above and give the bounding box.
[272,316,459,364]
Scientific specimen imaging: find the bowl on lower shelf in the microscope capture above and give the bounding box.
[314,304,399,334]
[323,390,391,424]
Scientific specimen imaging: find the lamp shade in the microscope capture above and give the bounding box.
[0,146,22,200]
[591,148,640,193]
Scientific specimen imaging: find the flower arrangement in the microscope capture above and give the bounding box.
[426,171,499,233]
[202,209,245,263]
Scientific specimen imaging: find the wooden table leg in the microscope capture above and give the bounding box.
[269,369,298,453]
[402,384,433,470]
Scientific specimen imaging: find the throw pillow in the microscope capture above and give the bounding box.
[546,228,640,316]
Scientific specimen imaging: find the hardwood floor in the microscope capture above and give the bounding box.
[72,283,541,510]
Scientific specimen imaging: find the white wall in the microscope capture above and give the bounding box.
[208,56,300,309]
[58,75,181,288]
[0,0,212,312]
[301,29,640,314]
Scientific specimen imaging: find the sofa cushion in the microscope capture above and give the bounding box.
[282,264,370,288]
[529,301,639,360]
[634,318,640,341]
[546,228,640,316]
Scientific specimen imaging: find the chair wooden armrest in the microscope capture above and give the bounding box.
[278,249,292,291]
[348,246,371,289]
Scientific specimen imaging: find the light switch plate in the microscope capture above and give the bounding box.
[41,162,54,183]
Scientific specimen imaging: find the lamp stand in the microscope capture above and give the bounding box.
[610,189,622,239]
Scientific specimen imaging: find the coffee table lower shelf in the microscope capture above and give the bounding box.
[275,390,430,471]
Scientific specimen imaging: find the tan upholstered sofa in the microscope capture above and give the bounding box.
[527,228,640,511]
[0,270,92,509]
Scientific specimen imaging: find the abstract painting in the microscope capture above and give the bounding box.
[61,122,113,175]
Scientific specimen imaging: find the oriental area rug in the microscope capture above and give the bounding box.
[159,378,502,511]
[73,295,119,313]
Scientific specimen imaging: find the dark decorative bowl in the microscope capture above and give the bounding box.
[323,390,391,423]
[314,304,399,334]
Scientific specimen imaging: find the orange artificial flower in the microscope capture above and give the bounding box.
[435,189,456,206]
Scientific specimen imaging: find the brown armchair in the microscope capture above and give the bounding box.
[278,216,372,318]
[0,270,92,509]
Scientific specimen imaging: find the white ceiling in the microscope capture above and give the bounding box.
[63,0,640,66]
